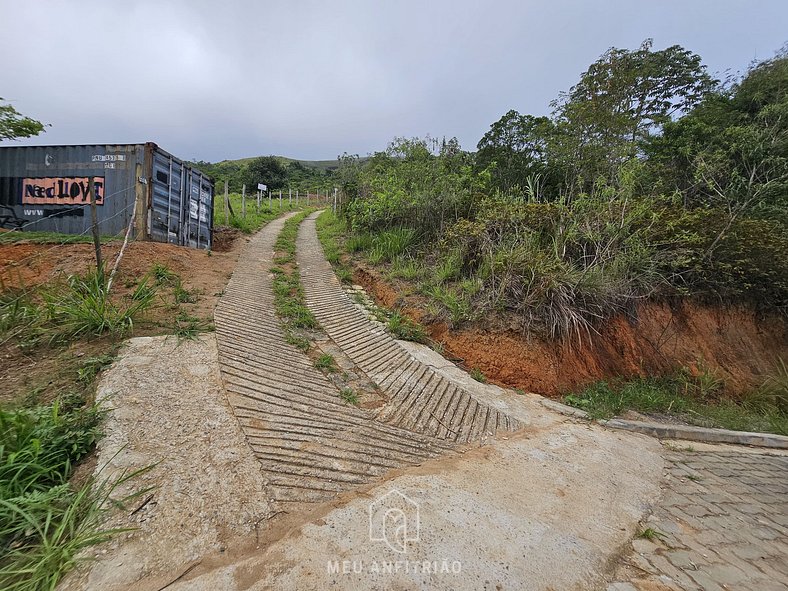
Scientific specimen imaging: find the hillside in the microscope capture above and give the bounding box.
[215,155,342,172]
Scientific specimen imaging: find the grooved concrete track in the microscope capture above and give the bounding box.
[214,214,452,507]
[296,212,521,443]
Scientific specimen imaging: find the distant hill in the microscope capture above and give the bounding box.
[215,156,343,172]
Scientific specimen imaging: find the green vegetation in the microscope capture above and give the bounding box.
[314,209,354,284]
[324,41,788,434]
[0,352,148,590]
[334,42,787,337]
[315,353,337,373]
[638,528,667,542]
[386,312,428,343]
[562,361,788,435]
[271,210,319,349]
[470,368,488,383]
[1,268,156,347]
[1,98,46,141]
[150,263,177,285]
[339,388,359,405]
[171,311,212,341]
[194,155,338,195]
[211,191,303,233]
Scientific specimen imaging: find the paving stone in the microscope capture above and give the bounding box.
[702,562,750,585]
[685,571,727,591]
[615,451,788,590]
[664,549,708,570]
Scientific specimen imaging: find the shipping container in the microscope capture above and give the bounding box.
[0,142,214,249]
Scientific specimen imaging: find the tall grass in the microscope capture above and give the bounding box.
[367,228,417,263]
[0,464,151,591]
[0,397,150,591]
[1,269,156,346]
[44,270,155,342]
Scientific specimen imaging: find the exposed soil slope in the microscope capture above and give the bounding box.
[353,265,788,398]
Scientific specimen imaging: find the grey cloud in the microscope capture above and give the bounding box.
[1,0,786,161]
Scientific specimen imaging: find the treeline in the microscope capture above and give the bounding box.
[192,155,336,193]
[337,40,788,337]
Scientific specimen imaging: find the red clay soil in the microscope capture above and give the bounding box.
[0,236,248,320]
[0,234,250,406]
[353,266,788,398]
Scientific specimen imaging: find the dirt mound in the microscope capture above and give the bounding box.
[210,227,242,252]
[353,266,787,397]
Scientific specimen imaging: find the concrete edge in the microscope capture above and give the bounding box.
[538,399,788,450]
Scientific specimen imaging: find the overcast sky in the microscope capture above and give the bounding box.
[1,1,786,162]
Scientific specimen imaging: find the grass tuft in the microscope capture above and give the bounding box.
[470,368,487,383]
[315,353,337,373]
[339,388,359,405]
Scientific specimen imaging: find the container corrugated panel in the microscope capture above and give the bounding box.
[0,143,214,249]
[0,144,142,237]
[149,146,213,249]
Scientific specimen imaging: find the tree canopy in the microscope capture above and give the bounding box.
[0,99,46,140]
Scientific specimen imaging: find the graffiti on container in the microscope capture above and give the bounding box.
[22,177,105,205]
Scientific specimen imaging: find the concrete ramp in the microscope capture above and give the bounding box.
[296,212,521,443]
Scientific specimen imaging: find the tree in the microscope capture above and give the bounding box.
[645,47,788,212]
[241,156,287,190]
[476,110,555,195]
[0,99,46,140]
[551,39,715,195]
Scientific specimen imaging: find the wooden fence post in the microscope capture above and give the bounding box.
[87,176,103,275]
[242,184,246,218]
[224,180,229,225]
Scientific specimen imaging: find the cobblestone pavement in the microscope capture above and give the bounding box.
[610,444,788,591]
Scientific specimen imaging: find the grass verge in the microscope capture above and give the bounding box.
[271,210,318,342]
[563,367,788,435]
[213,192,302,234]
[0,231,116,246]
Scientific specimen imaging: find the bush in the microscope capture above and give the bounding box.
[438,196,660,336]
